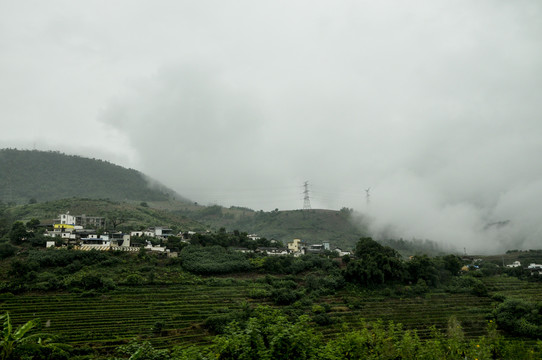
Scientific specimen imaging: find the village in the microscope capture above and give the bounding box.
[43,212,352,258]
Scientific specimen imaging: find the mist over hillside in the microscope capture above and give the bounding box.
[0,148,533,254]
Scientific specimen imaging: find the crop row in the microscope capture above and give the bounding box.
[0,285,262,349]
[319,292,493,340]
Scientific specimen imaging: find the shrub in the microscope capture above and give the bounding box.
[0,243,16,259]
[493,298,542,338]
[69,274,116,291]
[447,275,487,296]
[125,274,145,285]
[180,246,251,275]
[270,288,302,305]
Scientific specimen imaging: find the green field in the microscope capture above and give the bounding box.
[0,276,528,354]
[0,283,263,351]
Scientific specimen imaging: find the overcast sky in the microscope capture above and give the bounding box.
[2,1,541,252]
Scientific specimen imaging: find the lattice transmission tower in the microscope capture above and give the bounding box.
[303,181,311,210]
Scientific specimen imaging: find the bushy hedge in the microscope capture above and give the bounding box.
[447,276,488,296]
[26,249,111,268]
[180,246,251,275]
[262,254,338,275]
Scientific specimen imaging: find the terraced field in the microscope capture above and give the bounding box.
[2,274,540,353]
[320,291,493,340]
[0,283,267,352]
[482,275,542,302]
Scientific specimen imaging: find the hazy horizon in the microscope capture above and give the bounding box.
[2,1,541,252]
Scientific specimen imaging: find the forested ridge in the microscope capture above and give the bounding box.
[0,149,178,204]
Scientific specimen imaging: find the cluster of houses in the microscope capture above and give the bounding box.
[44,213,169,254]
[506,261,542,275]
[43,212,350,258]
[234,238,350,257]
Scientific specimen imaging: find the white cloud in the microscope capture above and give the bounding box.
[2,0,542,252]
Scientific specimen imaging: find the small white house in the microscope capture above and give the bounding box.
[256,247,289,256]
[333,248,351,257]
[506,261,521,268]
[61,232,77,240]
[144,244,166,252]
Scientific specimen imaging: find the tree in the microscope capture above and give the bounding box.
[0,244,16,260]
[407,255,439,286]
[106,210,128,230]
[25,218,40,231]
[345,237,405,286]
[9,222,29,244]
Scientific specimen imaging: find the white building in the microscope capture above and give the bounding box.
[131,227,173,239]
[60,213,77,225]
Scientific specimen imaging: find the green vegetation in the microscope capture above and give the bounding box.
[0,230,540,359]
[0,311,70,360]
[0,149,180,204]
[2,177,542,358]
[178,208,368,250]
[0,149,457,253]
[3,198,201,233]
[179,246,251,275]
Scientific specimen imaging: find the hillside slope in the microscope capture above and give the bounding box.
[0,149,370,249]
[0,149,182,204]
[7,197,368,250]
[171,205,368,249]
[6,198,202,231]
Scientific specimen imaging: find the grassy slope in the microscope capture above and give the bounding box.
[6,198,202,231]
[166,205,368,250]
[6,197,369,249]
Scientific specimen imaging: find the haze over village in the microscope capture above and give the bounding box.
[3,2,542,358]
[2,1,542,253]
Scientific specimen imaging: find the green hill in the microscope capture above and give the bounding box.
[169,205,369,250]
[0,149,389,251]
[0,149,182,204]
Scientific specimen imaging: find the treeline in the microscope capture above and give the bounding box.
[343,238,463,288]
[188,228,279,249]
